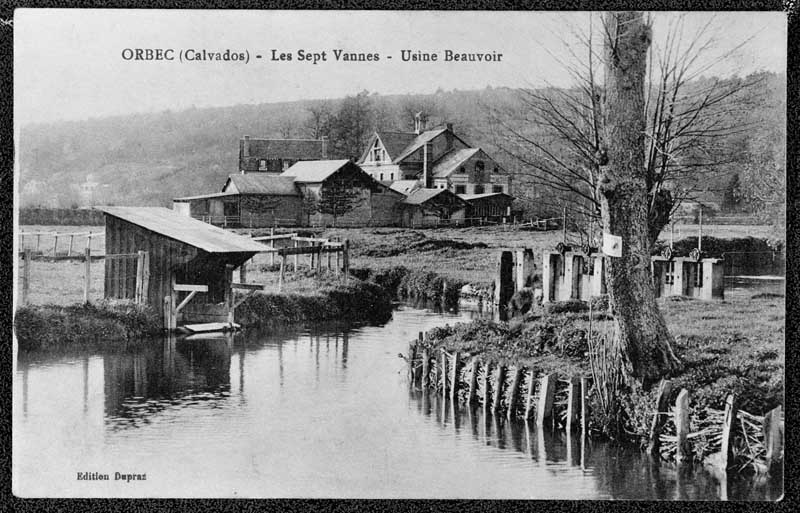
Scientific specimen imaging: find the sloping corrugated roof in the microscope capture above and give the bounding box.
[401,188,450,205]
[225,174,299,196]
[281,159,351,183]
[392,129,448,163]
[97,207,269,253]
[244,138,325,160]
[389,180,423,195]
[431,148,481,178]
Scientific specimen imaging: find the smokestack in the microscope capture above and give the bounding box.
[446,122,453,131]
[423,141,433,188]
[321,136,328,159]
[414,111,424,135]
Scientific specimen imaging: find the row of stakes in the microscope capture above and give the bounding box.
[408,333,589,432]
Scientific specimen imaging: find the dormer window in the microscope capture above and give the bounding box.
[371,139,385,164]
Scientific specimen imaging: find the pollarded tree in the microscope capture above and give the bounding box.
[598,11,681,387]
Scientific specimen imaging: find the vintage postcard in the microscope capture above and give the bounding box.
[12,9,785,499]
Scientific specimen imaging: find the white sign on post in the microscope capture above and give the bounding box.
[603,232,622,257]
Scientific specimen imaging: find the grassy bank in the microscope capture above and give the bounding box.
[14,301,162,351]
[418,293,784,438]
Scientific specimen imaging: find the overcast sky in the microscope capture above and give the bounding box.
[14,9,787,126]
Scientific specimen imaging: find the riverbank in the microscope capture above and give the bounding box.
[414,293,784,460]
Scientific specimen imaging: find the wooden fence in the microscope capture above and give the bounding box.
[19,230,104,258]
[18,248,148,306]
[407,338,784,474]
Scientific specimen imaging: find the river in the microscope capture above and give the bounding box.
[12,305,781,499]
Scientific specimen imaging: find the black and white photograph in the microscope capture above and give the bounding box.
[11,8,786,499]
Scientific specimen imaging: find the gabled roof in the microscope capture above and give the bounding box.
[96,207,268,254]
[243,138,325,160]
[389,180,423,195]
[224,174,299,196]
[401,188,466,206]
[281,159,352,183]
[431,148,482,178]
[392,129,449,163]
[358,131,418,163]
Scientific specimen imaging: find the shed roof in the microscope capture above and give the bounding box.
[402,188,459,206]
[224,174,299,196]
[97,207,268,253]
[281,159,352,183]
[458,192,514,202]
[431,148,481,178]
[173,191,237,202]
[389,179,423,195]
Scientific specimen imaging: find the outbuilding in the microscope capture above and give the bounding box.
[98,206,268,329]
[399,188,467,227]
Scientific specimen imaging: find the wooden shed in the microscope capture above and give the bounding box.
[98,207,267,329]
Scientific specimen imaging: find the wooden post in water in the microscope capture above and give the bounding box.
[763,405,783,469]
[481,362,490,409]
[675,389,691,462]
[492,364,506,413]
[566,376,581,431]
[440,348,448,398]
[580,376,589,432]
[507,366,523,419]
[524,370,535,420]
[421,348,430,389]
[83,247,91,303]
[22,249,31,305]
[225,264,234,324]
[719,394,737,469]
[467,358,479,405]
[408,339,418,385]
[449,351,460,401]
[647,379,673,456]
[537,373,556,427]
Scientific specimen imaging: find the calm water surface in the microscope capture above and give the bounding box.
[13,305,781,499]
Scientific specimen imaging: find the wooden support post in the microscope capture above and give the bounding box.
[278,255,285,292]
[343,239,350,281]
[431,350,439,393]
[239,262,248,283]
[22,249,31,305]
[647,379,673,456]
[566,376,581,431]
[421,348,430,389]
[414,332,423,385]
[408,340,417,384]
[763,405,783,469]
[270,228,276,266]
[83,247,91,303]
[507,366,523,419]
[719,394,737,469]
[492,364,506,413]
[675,389,691,462]
[163,296,172,331]
[449,351,460,401]
[225,264,234,324]
[52,234,58,257]
[481,362,490,409]
[524,370,535,420]
[467,358,479,405]
[536,373,556,427]
[440,348,448,398]
[580,376,589,432]
[135,250,145,304]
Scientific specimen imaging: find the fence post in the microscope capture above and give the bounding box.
[524,370,535,420]
[84,247,91,303]
[507,366,523,420]
[675,389,691,462]
[68,234,74,257]
[293,239,298,271]
[537,373,556,427]
[492,364,507,413]
[467,358,479,405]
[566,376,581,431]
[719,394,737,469]
[86,231,92,252]
[647,379,673,456]
[22,249,31,305]
[270,228,275,266]
[52,234,58,257]
[278,254,286,292]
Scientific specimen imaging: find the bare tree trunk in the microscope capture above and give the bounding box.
[599,11,681,388]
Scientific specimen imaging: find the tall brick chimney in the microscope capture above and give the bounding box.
[320,136,328,159]
[243,135,250,157]
[444,123,454,152]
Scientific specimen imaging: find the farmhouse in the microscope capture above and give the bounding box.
[282,159,404,227]
[358,117,512,196]
[239,135,327,174]
[97,206,267,328]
